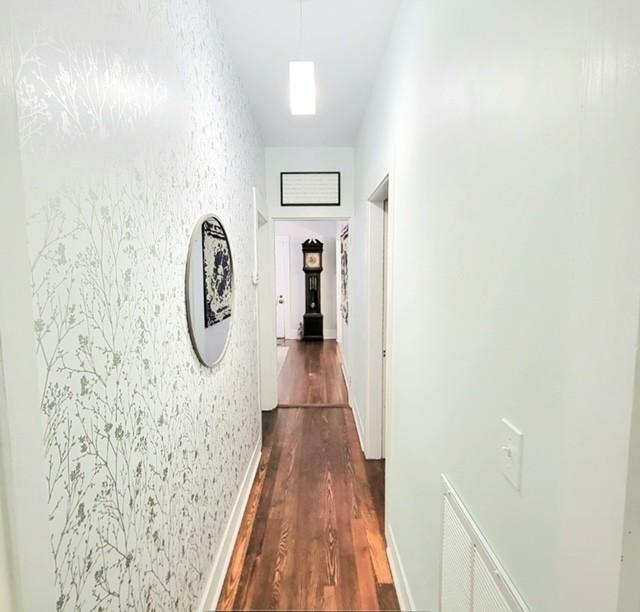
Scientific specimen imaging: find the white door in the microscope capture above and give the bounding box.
[382,199,389,456]
[275,236,290,339]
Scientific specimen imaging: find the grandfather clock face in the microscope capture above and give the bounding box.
[304,251,321,270]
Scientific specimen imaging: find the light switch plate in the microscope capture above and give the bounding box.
[501,418,523,491]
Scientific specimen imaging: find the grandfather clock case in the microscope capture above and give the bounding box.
[302,239,324,341]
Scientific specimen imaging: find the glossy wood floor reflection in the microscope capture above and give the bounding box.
[217,408,399,611]
[278,340,349,407]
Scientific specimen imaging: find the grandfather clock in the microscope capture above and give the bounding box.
[302,239,324,341]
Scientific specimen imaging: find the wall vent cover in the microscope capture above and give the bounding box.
[440,475,530,612]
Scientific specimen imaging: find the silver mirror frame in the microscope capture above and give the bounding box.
[185,213,234,367]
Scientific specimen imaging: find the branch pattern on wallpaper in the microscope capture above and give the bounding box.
[15,1,263,610]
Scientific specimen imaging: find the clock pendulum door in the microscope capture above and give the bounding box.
[302,239,324,341]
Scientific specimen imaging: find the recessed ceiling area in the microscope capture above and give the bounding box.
[212,0,401,146]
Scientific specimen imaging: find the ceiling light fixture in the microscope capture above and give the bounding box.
[290,0,316,115]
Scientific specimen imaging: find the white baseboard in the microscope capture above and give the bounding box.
[387,524,417,612]
[350,395,366,456]
[337,342,350,396]
[341,361,350,395]
[197,439,261,612]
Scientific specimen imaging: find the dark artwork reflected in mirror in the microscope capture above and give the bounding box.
[202,218,233,328]
[186,214,233,367]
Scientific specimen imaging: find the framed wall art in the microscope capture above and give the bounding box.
[280,171,341,206]
[185,214,234,367]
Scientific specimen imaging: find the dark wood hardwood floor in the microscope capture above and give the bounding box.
[217,408,399,611]
[278,340,349,407]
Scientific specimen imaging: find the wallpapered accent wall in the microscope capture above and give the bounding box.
[12,0,263,610]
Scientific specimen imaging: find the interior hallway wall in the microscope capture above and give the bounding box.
[275,220,338,339]
[266,147,354,219]
[0,6,56,608]
[349,1,640,611]
[9,0,264,609]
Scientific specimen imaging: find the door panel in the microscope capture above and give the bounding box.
[275,236,290,339]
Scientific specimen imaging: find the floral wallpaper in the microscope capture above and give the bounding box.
[12,0,263,610]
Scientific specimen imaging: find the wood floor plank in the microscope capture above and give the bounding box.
[351,517,381,611]
[327,408,360,611]
[249,410,302,609]
[292,409,324,611]
[278,340,348,407]
[231,414,288,610]
[217,407,399,612]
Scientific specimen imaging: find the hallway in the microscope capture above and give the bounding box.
[2,0,640,610]
[217,407,398,611]
[278,340,349,407]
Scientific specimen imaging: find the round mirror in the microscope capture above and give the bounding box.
[185,214,234,367]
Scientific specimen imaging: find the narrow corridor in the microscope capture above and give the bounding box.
[217,407,398,610]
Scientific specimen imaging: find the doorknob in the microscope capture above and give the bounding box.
[278,296,284,304]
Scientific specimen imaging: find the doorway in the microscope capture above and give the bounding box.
[273,219,348,407]
[366,176,392,460]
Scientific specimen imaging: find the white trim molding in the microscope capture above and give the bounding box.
[338,342,350,399]
[387,524,418,612]
[350,395,366,455]
[197,439,261,612]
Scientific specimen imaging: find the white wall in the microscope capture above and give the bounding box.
[7,0,264,609]
[349,2,640,611]
[0,6,56,608]
[275,220,338,340]
[266,147,354,219]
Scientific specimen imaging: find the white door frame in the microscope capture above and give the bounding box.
[257,214,350,411]
[366,174,394,462]
[367,171,397,546]
[618,310,640,611]
[254,188,278,412]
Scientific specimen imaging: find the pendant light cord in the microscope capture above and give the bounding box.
[298,0,303,60]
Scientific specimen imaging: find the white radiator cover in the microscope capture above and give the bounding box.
[441,476,529,612]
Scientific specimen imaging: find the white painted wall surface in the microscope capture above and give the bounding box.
[0,6,56,608]
[275,220,338,340]
[350,2,640,611]
[266,147,354,219]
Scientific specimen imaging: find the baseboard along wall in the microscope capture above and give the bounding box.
[197,440,261,612]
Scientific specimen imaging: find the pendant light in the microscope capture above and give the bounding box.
[290,0,316,115]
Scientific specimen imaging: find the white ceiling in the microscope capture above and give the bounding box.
[212,0,401,146]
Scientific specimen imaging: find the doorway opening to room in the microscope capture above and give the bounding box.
[367,175,392,462]
[274,219,349,408]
